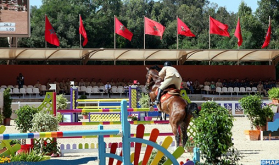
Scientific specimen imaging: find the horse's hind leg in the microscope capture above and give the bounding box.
[180,122,189,148]
[171,123,180,147]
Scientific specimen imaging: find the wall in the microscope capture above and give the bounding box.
[0,65,275,85]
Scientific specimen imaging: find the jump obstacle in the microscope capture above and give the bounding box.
[0,100,193,165]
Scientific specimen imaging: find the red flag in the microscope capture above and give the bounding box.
[144,17,165,39]
[45,15,60,46]
[115,17,133,41]
[79,15,88,47]
[177,17,195,37]
[209,16,230,37]
[262,22,271,49]
[234,18,243,46]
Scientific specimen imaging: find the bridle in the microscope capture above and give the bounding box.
[145,69,162,90]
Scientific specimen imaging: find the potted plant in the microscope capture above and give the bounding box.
[31,109,60,156]
[138,93,152,121]
[128,114,138,121]
[81,112,89,119]
[3,88,12,126]
[56,94,68,110]
[239,95,272,140]
[267,87,279,104]
[253,105,274,131]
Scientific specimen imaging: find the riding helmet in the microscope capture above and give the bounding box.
[164,61,172,66]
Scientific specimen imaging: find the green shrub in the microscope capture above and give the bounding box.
[138,93,150,108]
[15,105,38,133]
[56,94,68,110]
[31,109,60,154]
[79,95,87,99]
[193,101,235,164]
[267,87,279,100]
[3,88,12,118]
[10,150,48,162]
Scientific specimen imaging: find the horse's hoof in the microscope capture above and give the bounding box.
[149,106,154,112]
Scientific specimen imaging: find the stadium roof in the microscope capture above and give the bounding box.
[1,48,279,64]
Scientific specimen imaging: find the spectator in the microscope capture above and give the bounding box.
[34,80,41,95]
[19,73,24,89]
[46,79,52,90]
[193,79,201,93]
[204,78,210,86]
[216,79,223,88]
[53,78,61,93]
[79,78,85,86]
[85,78,90,87]
[105,81,112,98]
[97,79,104,87]
[186,79,194,94]
[257,81,267,96]
[116,78,122,87]
[110,78,116,86]
[66,78,71,94]
[210,81,216,94]
[90,78,96,87]
[222,79,228,87]
[60,79,67,94]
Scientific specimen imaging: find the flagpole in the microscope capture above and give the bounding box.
[45,14,47,48]
[114,15,116,49]
[79,14,82,48]
[144,16,145,49]
[268,15,271,49]
[209,15,210,49]
[176,16,178,49]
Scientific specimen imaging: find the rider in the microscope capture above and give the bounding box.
[154,61,182,105]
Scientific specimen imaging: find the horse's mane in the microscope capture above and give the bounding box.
[149,65,161,72]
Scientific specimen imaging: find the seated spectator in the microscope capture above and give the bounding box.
[234,79,241,88]
[204,78,210,87]
[186,79,194,94]
[79,78,86,86]
[91,78,96,87]
[66,78,71,94]
[85,78,90,87]
[193,79,201,93]
[73,78,78,86]
[128,79,133,86]
[97,79,104,87]
[222,79,228,87]
[264,81,272,92]
[115,78,122,87]
[216,79,223,88]
[34,80,41,89]
[59,79,67,94]
[110,79,116,86]
[124,84,129,94]
[210,81,216,93]
[53,78,61,93]
[104,81,112,98]
[46,79,52,90]
[257,81,267,96]
[227,79,234,87]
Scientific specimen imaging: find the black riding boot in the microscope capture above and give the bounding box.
[154,88,163,105]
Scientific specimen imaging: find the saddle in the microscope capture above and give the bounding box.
[155,86,180,103]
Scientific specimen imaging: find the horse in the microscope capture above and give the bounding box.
[145,66,199,147]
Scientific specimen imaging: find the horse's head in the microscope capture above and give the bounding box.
[145,66,161,90]
[187,103,200,118]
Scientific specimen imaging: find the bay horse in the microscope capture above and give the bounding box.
[145,66,199,147]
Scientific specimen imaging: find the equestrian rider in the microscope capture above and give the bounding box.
[154,61,182,105]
